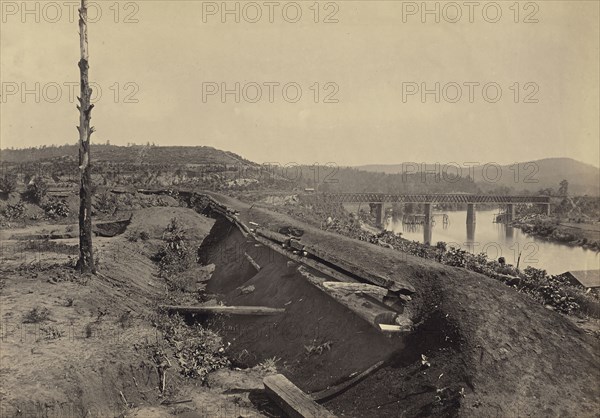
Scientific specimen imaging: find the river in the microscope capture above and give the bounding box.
[386,209,600,275]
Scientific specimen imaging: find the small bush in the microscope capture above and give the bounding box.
[154,218,193,278]
[126,229,150,242]
[153,313,230,383]
[0,173,18,193]
[44,198,70,218]
[41,325,63,340]
[304,339,333,356]
[23,307,51,323]
[126,230,139,242]
[85,323,94,338]
[3,201,25,219]
[95,192,117,214]
[24,178,48,204]
[258,357,280,373]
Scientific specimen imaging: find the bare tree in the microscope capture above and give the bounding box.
[76,0,96,273]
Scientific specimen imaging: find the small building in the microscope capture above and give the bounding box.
[561,270,600,289]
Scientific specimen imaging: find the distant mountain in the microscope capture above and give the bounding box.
[357,158,600,196]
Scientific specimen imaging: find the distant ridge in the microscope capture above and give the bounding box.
[1,146,598,196]
[0,144,255,167]
[356,158,600,195]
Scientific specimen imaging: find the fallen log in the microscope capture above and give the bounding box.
[263,374,337,418]
[159,305,285,316]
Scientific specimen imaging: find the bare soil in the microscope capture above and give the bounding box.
[1,194,599,417]
[203,192,600,417]
[0,206,269,417]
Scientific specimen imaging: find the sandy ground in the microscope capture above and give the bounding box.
[0,206,272,417]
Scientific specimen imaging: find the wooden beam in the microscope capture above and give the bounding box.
[244,252,261,271]
[310,360,385,402]
[263,374,337,418]
[160,305,285,316]
[322,282,389,300]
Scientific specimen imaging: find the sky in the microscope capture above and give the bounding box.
[1,0,599,167]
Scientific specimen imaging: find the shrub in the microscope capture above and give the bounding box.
[95,192,117,214]
[23,307,51,323]
[258,357,280,372]
[24,178,48,204]
[44,198,70,218]
[3,201,25,219]
[0,173,18,193]
[154,313,229,383]
[154,218,193,278]
[126,230,139,242]
[126,229,150,242]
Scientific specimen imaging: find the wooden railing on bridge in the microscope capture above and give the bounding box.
[319,193,551,204]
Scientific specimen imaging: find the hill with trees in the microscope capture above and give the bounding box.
[357,158,600,196]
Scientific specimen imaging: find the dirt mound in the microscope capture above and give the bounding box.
[93,218,131,237]
[199,216,407,394]
[0,206,225,417]
[126,206,215,241]
[202,193,600,417]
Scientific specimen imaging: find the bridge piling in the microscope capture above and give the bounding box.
[540,203,550,216]
[424,203,432,226]
[374,203,385,227]
[424,222,432,245]
[506,204,515,223]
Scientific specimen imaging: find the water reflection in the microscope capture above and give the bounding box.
[505,225,514,240]
[424,222,432,245]
[466,222,476,243]
[387,209,600,274]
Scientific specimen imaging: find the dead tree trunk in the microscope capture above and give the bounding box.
[76,0,96,273]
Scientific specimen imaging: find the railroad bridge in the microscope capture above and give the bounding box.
[320,193,551,227]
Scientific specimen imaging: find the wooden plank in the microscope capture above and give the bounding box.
[160,305,285,316]
[310,360,385,402]
[256,227,290,244]
[378,324,404,332]
[322,282,389,300]
[263,374,337,418]
[251,232,360,284]
[297,268,413,333]
[244,252,261,271]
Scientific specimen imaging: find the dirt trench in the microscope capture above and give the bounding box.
[194,214,467,417]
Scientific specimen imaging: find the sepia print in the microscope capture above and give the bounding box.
[0,1,599,417]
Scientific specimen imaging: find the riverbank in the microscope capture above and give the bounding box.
[511,214,600,252]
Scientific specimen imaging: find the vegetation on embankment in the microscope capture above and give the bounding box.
[264,196,600,318]
[358,229,599,317]
[150,216,231,384]
[511,215,600,252]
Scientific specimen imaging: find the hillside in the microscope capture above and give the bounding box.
[358,158,600,195]
[2,145,598,196]
[0,144,254,167]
